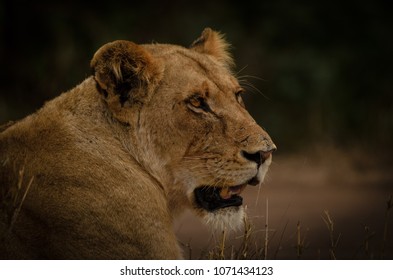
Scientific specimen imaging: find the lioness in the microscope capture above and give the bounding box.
[0,28,275,259]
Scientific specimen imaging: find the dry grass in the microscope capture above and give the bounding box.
[381,195,392,258]
[204,195,392,260]
[296,220,309,259]
[0,166,34,237]
[322,210,341,260]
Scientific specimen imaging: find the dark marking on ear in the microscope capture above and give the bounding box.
[115,83,132,106]
[119,92,129,106]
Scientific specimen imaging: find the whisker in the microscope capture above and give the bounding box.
[239,80,270,100]
[254,180,263,207]
[237,74,267,82]
[235,65,249,76]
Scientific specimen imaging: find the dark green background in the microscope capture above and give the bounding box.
[1,0,392,154]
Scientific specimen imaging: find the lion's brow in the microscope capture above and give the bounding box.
[174,50,231,95]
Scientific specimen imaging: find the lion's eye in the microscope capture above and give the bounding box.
[189,96,203,108]
[187,95,211,112]
[235,90,245,107]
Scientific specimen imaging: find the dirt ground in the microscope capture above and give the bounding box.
[174,148,393,259]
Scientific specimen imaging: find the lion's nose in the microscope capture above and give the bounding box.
[242,145,277,167]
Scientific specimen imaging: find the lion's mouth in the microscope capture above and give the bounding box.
[194,177,259,212]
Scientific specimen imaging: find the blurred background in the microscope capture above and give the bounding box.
[1,0,392,259]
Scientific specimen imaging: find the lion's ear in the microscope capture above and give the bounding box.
[91,40,162,105]
[190,28,234,68]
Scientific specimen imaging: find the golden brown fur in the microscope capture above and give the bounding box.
[0,28,275,259]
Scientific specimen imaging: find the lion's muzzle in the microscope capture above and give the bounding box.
[193,143,276,212]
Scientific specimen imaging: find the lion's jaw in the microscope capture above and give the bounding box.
[171,152,274,231]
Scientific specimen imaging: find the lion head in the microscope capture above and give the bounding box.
[91,28,276,230]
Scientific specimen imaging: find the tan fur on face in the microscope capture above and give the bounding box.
[0,28,275,259]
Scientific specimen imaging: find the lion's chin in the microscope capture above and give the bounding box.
[201,206,245,231]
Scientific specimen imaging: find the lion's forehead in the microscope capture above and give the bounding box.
[148,44,239,95]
